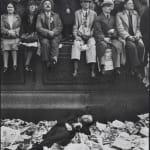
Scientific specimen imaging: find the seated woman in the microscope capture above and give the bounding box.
[20,0,38,72]
[71,0,97,78]
[116,0,145,77]
[36,0,63,69]
[1,1,21,72]
[94,0,123,75]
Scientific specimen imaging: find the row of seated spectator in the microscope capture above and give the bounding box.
[0,0,149,87]
[0,0,148,39]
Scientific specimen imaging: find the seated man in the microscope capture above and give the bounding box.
[71,0,97,77]
[94,0,123,75]
[36,0,63,68]
[116,0,145,77]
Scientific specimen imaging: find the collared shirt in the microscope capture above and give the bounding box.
[82,9,89,18]
[81,9,90,27]
[45,11,51,18]
[103,12,110,19]
[45,12,53,30]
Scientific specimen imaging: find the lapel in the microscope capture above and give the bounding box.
[131,11,137,33]
[101,13,108,22]
[78,9,83,25]
[101,13,114,24]
[12,15,19,29]
[87,10,91,26]
[121,10,129,27]
[2,14,20,29]
[78,9,92,27]
[2,15,10,29]
[43,12,54,29]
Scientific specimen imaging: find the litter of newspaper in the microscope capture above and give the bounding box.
[96,122,107,131]
[1,113,149,150]
[64,143,90,150]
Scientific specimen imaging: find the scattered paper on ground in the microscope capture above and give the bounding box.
[1,113,149,150]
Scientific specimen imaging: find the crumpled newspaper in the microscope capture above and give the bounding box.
[1,113,149,150]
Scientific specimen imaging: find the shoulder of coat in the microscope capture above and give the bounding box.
[15,14,21,19]
[133,10,138,15]
[89,9,96,15]
[95,15,101,21]
[116,11,123,17]
[1,14,7,19]
[38,12,45,18]
[75,9,81,15]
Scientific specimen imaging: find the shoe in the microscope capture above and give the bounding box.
[137,73,143,81]
[73,70,78,77]
[114,68,121,75]
[46,61,51,68]
[51,58,57,65]
[13,65,17,71]
[25,65,32,72]
[3,67,8,73]
[91,71,96,78]
[130,68,138,76]
[131,70,136,76]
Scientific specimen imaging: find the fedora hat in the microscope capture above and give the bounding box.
[101,0,114,7]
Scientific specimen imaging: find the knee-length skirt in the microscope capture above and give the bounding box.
[1,38,20,51]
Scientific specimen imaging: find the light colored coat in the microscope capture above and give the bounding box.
[71,9,97,63]
[116,10,144,65]
[73,9,97,38]
[116,10,142,40]
[1,14,21,38]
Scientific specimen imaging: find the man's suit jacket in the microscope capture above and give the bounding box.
[73,9,97,38]
[94,12,117,42]
[116,10,142,40]
[36,12,63,39]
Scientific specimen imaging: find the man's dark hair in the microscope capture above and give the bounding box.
[119,0,130,10]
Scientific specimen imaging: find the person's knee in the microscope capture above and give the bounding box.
[73,40,81,46]
[96,41,107,51]
[40,39,50,46]
[112,41,123,54]
[138,40,145,50]
[88,37,96,46]
[126,41,136,51]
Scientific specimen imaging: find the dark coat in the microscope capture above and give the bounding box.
[30,118,91,150]
[94,12,117,42]
[133,0,148,16]
[21,13,37,34]
[36,12,63,39]
[55,0,80,25]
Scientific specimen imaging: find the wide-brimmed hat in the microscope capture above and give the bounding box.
[101,0,114,7]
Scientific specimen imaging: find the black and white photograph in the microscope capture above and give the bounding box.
[0,0,149,149]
